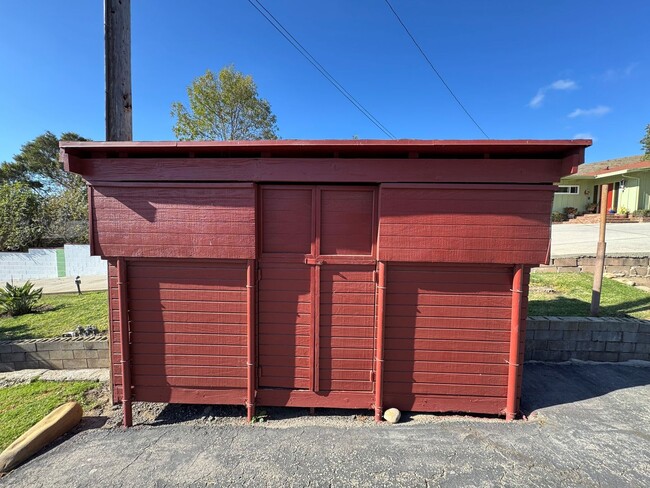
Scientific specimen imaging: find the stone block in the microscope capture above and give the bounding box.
[87,358,110,368]
[578,257,597,266]
[42,359,64,369]
[62,359,89,369]
[49,349,75,360]
[1,352,25,362]
[0,344,16,354]
[548,340,573,351]
[605,342,635,353]
[11,343,37,352]
[546,350,572,362]
[619,352,650,361]
[605,265,633,275]
[13,361,42,371]
[531,266,557,273]
[606,257,648,266]
[580,266,598,274]
[535,329,564,341]
[576,341,605,352]
[591,331,623,342]
[557,267,579,273]
[65,342,86,350]
[26,352,48,361]
[529,350,550,361]
[35,342,64,352]
[587,351,619,362]
[622,332,639,343]
[635,343,650,354]
[553,258,578,267]
[83,341,108,350]
[562,330,593,341]
[527,320,549,331]
[571,351,591,361]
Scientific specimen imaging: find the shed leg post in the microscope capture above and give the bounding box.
[123,397,132,428]
[374,262,387,423]
[246,260,256,423]
[506,265,524,421]
[117,258,132,428]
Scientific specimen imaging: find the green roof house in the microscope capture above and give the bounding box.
[553,155,650,215]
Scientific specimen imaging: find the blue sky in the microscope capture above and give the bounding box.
[1,0,648,164]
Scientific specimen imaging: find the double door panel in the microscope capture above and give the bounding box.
[258,185,377,394]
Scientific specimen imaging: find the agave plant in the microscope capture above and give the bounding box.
[0,281,43,316]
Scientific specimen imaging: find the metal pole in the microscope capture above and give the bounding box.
[590,184,608,316]
[105,0,132,141]
[505,265,524,421]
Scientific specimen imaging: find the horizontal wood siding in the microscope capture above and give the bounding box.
[127,260,247,403]
[319,265,375,392]
[378,185,554,264]
[91,184,255,259]
[258,262,312,389]
[383,264,512,414]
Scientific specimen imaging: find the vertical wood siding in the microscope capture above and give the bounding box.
[379,185,554,264]
[124,260,248,403]
[382,264,512,414]
[91,184,256,259]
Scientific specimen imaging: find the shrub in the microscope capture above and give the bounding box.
[632,209,650,217]
[551,212,566,222]
[617,206,629,215]
[0,282,43,316]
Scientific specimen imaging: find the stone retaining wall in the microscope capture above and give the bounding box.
[535,256,650,277]
[526,316,650,362]
[0,336,109,372]
[1,317,649,372]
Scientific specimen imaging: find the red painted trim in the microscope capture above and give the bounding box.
[381,183,556,191]
[91,181,255,189]
[505,265,524,421]
[246,260,256,421]
[313,265,321,393]
[374,261,387,422]
[117,257,132,428]
[87,184,96,256]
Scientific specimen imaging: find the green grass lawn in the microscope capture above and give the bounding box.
[529,273,650,319]
[0,291,108,341]
[0,380,99,451]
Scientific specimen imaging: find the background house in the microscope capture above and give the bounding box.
[553,155,650,214]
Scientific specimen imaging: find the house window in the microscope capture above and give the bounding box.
[555,185,579,194]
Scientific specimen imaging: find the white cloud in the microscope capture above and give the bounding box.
[573,133,596,142]
[550,79,578,90]
[600,62,639,81]
[528,79,578,108]
[568,105,611,118]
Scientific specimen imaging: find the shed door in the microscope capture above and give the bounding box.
[258,186,377,394]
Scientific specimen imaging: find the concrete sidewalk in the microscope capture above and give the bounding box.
[551,222,650,257]
[17,275,107,295]
[3,362,649,487]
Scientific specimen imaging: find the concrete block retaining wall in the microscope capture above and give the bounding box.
[535,256,650,277]
[526,316,650,362]
[0,244,106,282]
[0,336,109,372]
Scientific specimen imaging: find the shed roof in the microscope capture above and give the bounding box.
[60,139,591,159]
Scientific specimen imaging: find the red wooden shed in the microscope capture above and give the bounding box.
[61,139,589,425]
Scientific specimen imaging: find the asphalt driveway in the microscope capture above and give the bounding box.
[3,362,649,487]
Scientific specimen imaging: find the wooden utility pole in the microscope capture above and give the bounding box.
[105,0,132,141]
[590,184,609,316]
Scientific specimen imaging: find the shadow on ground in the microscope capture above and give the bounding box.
[521,361,650,415]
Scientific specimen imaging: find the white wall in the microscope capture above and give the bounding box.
[0,249,59,282]
[0,245,106,282]
[64,245,107,277]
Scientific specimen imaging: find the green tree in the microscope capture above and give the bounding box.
[0,183,45,251]
[0,131,89,193]
[641,124,650,159]
[171,65,279,141]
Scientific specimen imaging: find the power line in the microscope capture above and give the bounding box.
[247,0,396,139]
[383,0,489,139]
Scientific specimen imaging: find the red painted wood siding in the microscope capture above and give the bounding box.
[320,189,374,255]
[123,260,248,403]
[108,259,122,403]
[258,261,312,389]
[379,185,554,265]
[319,265,376,392]
[91,184,255,259]
[382,264,512,414]
[261,187,313,255]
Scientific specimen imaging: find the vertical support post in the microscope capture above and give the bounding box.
[505,265,524,421]
[116,257,132,428]
[105,0,132,141]
[374,262,387,422]
[591,184,609,316]
[246,260,256,422]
